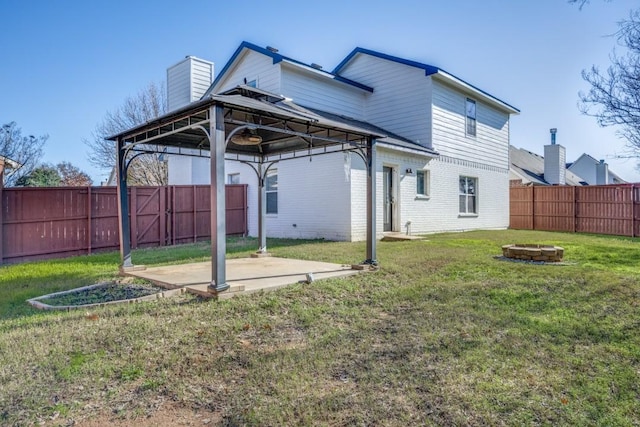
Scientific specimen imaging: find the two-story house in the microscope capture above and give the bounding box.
[167,42,519,241]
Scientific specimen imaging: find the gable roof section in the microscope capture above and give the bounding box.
[203,41,373,98]
[509,145,586,186]
[334,47,520,115]
[568,153,626,184]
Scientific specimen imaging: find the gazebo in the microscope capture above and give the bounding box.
[108,86,383,296]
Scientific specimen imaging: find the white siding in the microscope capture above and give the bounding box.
[431,79,510,170]
[167,59,191,111]
[543,144,566,185]
[568,156,597,185]
[214,50,281,94]
[338,54,432,147]
[167,57,213,111]
[280,65,366,119]
[191,59,214,100]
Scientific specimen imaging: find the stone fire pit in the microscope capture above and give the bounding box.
[501,244,564,262]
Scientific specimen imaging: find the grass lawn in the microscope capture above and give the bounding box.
[0,230,638,426]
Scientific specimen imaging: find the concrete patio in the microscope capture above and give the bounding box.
[125,257,362,299]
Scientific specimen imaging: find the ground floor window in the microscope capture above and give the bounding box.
[227,173,240,184]
[266,170,278,214]
[459,176,477,214]
[417,169,430,197]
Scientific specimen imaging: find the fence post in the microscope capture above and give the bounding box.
[632,184,640,237]
[530,185,535,230]
[243,184,248,236]
[573,186,577,233]
[171,186,176,245]
[131,187,138,249]
[193,185,197,243]
[159,186,166,246]
[87,186,92,255]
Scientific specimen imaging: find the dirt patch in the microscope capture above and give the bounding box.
[74,403,221,427]
[493,255,574,266]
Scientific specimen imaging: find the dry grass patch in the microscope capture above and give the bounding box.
[1,231,639,425]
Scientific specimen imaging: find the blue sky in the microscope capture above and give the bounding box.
[1,0,639,183]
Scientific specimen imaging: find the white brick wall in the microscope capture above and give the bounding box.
[227,153,352,241]
[349,148,509,241]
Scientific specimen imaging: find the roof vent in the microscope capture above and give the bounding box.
[310,63,323,70]
[266,46,279,53]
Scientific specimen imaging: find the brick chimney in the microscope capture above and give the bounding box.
[544,128,566,185]
[596,159,609,185]
[167,56,214,112]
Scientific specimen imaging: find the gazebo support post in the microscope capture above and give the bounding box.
[208,104,230,294]
[365,137,377,265]
[257,162,268,254]
[116,137,133,269]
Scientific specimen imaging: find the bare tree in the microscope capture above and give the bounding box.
[0,122,48,187]
[85,82,168,186]
[568,0,591,9]
[578,10,640,160]
[568,0,611,9]
[57,161,93,186]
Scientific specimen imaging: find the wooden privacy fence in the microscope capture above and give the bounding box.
[0,185,248,264]
[510,184,640,237]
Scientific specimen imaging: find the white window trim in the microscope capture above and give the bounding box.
[265,169,278,215]
[227,173,240,185]
[466,98,477,138]
[415,169,431,199]
[244,77,258,88]
[459,175,478,215]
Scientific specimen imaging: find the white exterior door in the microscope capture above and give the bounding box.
[383,166,394,232]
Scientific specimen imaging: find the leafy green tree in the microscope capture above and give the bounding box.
[15,164,61,187]
[16,162,93,187]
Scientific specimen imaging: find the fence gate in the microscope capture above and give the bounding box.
[0,185,248,264]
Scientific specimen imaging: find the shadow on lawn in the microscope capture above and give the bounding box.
[0,237,329,321]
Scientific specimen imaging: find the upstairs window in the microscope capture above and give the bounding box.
[416,169,430,197]
[466,98,477,137]
[266,170,278,214]
[459,176,477,214]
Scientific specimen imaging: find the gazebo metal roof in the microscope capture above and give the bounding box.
[108,86,431,296]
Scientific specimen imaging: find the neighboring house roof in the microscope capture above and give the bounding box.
[568,153,626,184]
[509,145,587,186]
[203,41,374,98]
[333,47,520,115]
